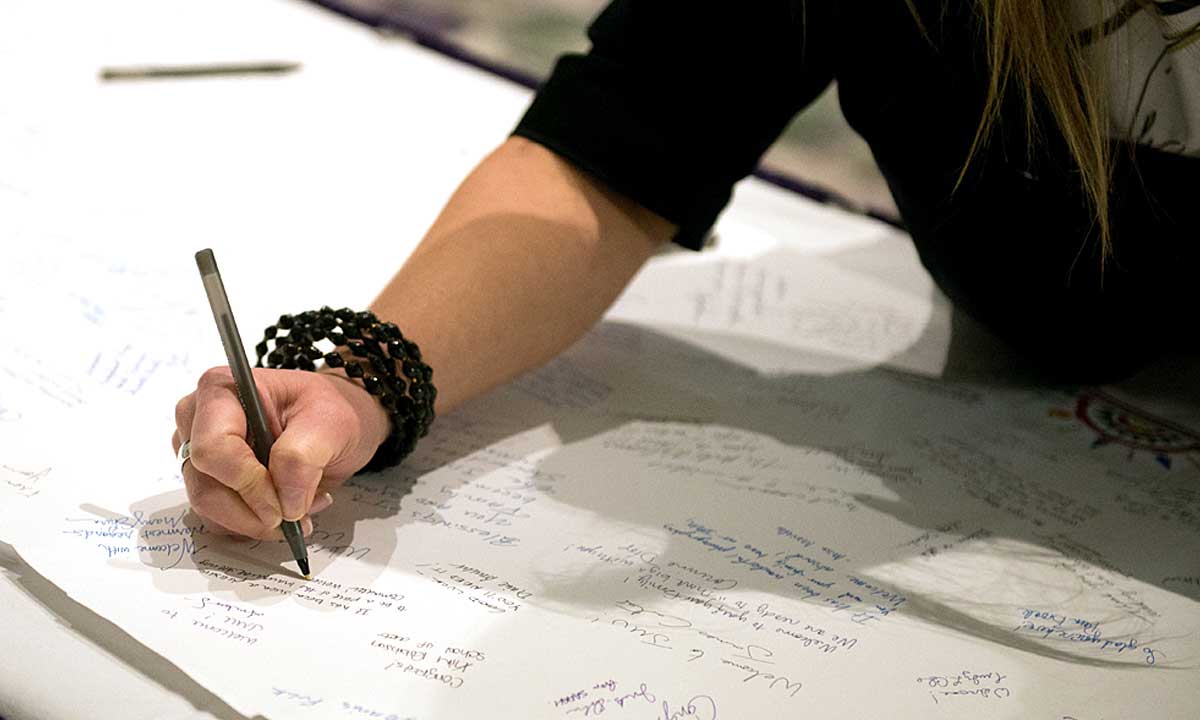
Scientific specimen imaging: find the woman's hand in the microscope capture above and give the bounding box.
[171,367,391,539]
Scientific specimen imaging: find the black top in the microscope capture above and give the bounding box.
[513,0,1198,382]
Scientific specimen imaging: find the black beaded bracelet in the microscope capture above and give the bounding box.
[254,307,436,472]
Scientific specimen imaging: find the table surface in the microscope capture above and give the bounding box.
[2,2,1196,720]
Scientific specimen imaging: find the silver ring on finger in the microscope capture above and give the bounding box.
[178,439,192,472]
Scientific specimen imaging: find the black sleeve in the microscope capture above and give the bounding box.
[513,1,837,249]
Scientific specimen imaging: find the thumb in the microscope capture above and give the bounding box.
[268,416,343,522]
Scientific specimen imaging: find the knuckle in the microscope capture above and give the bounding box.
[188,437,255,483]
[186,440,219,471]
[271,441,317,474]
[185,476,219,513]
[200,365,230,382]
[229,466,264,495]
[185,475,271,539]
[198,366,232,387]
[174,394,195,429]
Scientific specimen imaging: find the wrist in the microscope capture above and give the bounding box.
[259,307,436,471]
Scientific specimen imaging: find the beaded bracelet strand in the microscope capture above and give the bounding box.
[255,306,436,471]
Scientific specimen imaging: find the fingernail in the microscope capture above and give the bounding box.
[279,487,310,522]
[309,492,334,514]
[301,517,314,537]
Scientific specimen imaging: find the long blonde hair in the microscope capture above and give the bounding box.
[907,1,1118,262]
[977,1,1116,262]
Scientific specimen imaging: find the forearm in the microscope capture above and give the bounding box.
[176,139,672,535]
[371,136,676,413]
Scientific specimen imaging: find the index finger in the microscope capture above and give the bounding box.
[186,369,282,529]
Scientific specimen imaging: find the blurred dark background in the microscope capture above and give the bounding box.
[318,0,897,219]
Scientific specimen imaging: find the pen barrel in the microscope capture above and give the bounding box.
[196,248,308,576]
[196,250,275,467]
[218,312,275,466]
[281,520,309,566]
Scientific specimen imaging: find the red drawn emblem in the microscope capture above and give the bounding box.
[1066,390,1200,469]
